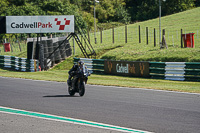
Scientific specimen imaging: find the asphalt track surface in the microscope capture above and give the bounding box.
[0,77,200,133]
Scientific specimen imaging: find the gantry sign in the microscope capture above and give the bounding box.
[0,15,74,34]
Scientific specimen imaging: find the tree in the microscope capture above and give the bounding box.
[194,0,200,7]
[114,4,131,24]
[136,0,158,21]
[162,0,195,15]
[7,0,26,6]
[0,0,9,16]
[125,0,195,22]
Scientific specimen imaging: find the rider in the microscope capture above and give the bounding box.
[67,60,84,86]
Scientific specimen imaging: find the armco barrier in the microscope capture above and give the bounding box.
[149,62,166,79]
[150,62,200,81]
[74,58,200,81]
[0,55,39,72]
[74,57,104,74]
[185,62,200,81]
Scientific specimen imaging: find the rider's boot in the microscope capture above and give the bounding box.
[67,75,72,86]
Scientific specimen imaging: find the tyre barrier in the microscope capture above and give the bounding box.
[47,39,54,67]
[26,37,72,70]
[58,40,66,60]
[53,42,61,63]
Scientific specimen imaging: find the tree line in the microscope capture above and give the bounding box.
[0,0,199,40]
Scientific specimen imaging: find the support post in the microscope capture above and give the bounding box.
[18,35,22,52]
[88,29,90,44]
[146,27,148,45]
[139,25,141,43]
[160,29,168,49]
[39,33,44,71]
[101,28,102,43]
[125,25,127,43]
[9,38,13,52]
[181,29,183,48]
[112,27,114,44]
[154,28,156,47]
[73,36,75,55]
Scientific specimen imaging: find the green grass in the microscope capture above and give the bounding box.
[0,68,200,93]
[88,74,200,93]
[0,69,68,82]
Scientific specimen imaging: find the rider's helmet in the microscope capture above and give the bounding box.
[78,60,84,69]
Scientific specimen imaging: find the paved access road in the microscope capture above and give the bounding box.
[0,77,200,133]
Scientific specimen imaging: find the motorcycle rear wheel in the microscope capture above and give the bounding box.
[79,82,85,96]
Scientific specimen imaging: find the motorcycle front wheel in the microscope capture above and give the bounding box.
[68,86,75,96]
[79,82,85,96]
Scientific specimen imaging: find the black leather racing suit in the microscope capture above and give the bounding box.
[67,64,79,86]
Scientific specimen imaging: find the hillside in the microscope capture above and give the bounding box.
[71,7,200,62]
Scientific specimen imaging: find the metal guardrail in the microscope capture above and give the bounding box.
[150,62,200,81]
[0,55,39,72]
[75,58,200,81]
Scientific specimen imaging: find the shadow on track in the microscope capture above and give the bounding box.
[43,95,79,98]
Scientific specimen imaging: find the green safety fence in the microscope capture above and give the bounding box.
[74,58,200,81]
[0,55,39,72]
[150,62,200,81]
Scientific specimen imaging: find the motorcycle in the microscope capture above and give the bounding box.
[67,65,90,96]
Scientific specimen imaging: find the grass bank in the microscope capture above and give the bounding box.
[72,7,200,62]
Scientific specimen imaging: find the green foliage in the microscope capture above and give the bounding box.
[94,0,130,23]
[114,4,131,24]
[0,0,87,40]
[95,0,115,22]
[125,0,195,22]
[194,0,200,7]
[0,0,9,16]
[42,0,64,14]
[7,0,26,6]
[135,0,158,21]
[162,0,195,15]
[82,11,96,29]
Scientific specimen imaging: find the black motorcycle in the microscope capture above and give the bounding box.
[68,65,90,96]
